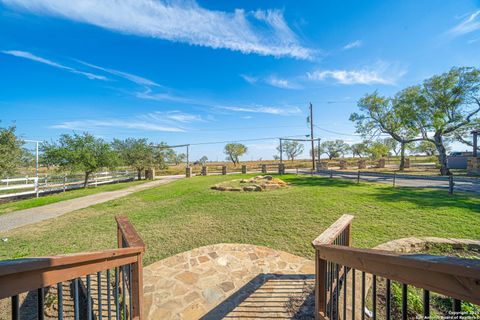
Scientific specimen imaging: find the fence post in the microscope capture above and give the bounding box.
[95,174,98,187]
[315,249,327,320]
[357,170,360,184]
[449,175,454,195]
[393,172,396,188]
[261,164,267,174]
[185,167,192,178]
[329,170,333,179]
[201,166,208,176]
[34,177,39,198]
[131,253,144,320]
[241,165,247,174]
[222,165,227,175]
[63,175,67,192]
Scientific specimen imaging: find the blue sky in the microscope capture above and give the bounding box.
[1,0,480,160]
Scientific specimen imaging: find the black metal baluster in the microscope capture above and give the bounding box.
[98,272,103,320]
[57,282,64,320]
[352,269,356,320]
[361,272,365,320]
[402,284,407,320]
[87,275,92,320]
[115,267,120,320]
[343,267,347,320]
[336,263,340,320]
[74,279,80,320]
[11,295,19,320]
[122,265,127,320]
[423,290,430,318]
[107,269,112,320]
[386,279,391,320]
[328,262,333,318]
[38,287,44,320]
[372,275,377,320]
[129,265,133,320]
[324,261,328,317]
[453,299,461,313]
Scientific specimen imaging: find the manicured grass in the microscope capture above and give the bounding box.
[0,174,478,266]
[0,179,148,215]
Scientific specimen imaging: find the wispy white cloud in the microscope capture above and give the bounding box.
[241,74,300,89]
[77,60,160,87]
[2,0,313,59]
[306,62,405,85]
[342,40,362,50]
[51,119,185,132]
[240,74,258,84]
[265,76,299,89]
[448,10,480,36]
[2,50,108,80]
[220,105,301,115]
[50,110,204,132]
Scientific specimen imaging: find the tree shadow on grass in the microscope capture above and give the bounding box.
[369,186,480,212]
[283,176,356,188]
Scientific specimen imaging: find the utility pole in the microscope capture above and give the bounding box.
[309,102,315,171]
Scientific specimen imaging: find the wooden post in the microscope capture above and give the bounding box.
[357,171,360,184]
[278,163,285,175]
[185,167,192,178]
[315,250,327,319]
[131,254,144,320]
[261,164,267,174]
[393,172,396,187]
[329,170,333,178]
[201,166,208,176]
[241,165,247,174]
[222,165,227,175]
[449,175,454,195]
[63,175,66,192]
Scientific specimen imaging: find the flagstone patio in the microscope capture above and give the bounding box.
[143,243,315,319]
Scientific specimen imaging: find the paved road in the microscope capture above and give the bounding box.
[314,170,480,194]
[0,175,184,233]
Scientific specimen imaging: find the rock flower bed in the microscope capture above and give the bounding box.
[211,175,287,192]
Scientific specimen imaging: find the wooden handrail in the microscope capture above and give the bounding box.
[316,244,480,305]
[116,215,145,249]
[0,247,141,300]
[312,214,354,246]
[116,215,144,320]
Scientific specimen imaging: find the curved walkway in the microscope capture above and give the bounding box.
[143,243,315,320]
[0,175,183,233]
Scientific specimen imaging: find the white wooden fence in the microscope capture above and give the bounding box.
[0,170,136,200]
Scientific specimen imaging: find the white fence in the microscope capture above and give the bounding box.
[0,170,136,200]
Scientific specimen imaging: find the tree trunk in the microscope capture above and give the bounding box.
[399,142,406,171]
[137,168,142,180]
[84,172,90,188]
[434,134,451,175]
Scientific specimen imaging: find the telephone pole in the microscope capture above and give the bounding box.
[309,103,315,171]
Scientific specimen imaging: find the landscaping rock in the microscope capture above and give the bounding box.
[243,186,256,192]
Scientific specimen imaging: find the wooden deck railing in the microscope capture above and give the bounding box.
[0,216,145,320]
[312,215,480,320]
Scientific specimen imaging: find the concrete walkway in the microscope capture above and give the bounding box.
[0,175,183,233]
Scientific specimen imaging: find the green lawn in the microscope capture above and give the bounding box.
[0,179,148,215]
[0,174,478,266]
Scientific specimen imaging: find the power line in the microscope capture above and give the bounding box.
[186,134,308,146]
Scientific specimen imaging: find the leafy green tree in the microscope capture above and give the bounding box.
[350,92,421,171]
[42,133,118,187]
[112,138,155,180]
[153,142,175,169]
[350,142,369,158]
[198,156,208,165]
[396,67,480,175]
[224,143,247,165]
[0,125,24,177]
[367,141,391,159]
[171,153,187,165]
[320,140,350,159]
[277,141,304,162]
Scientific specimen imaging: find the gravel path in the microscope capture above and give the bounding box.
[0,175,183,233]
